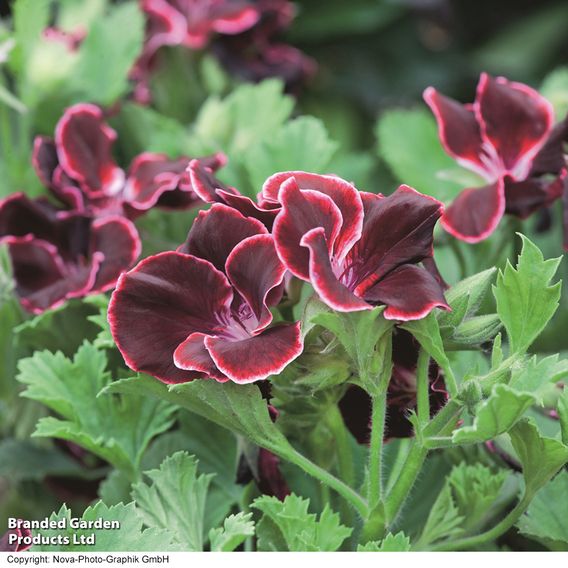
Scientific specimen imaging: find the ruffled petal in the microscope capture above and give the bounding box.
[211,5,260,34]
[3,236,99,314]
[204,322,303,383]
[0,524,32,552]
[141,0,187,55]
[123,153,192,211]
[262,171,363,259]
[217,190,279,229]
[32,136,59,187]
[272,178,343,280]
[90,216,141,293]
[423,87,487,176]
[0,193,58,240]
[441,180,505,243]
[179,203,267,271]
[173,332,227,381]
[530,115,568,176]
[363,264,449,321]
[187,156,235,203]
[475,73,554,180]
[108,251,234,384]
[55,103,125,195]
[348,186,443,294]
[226,234,286,330]
[505,171,566,219]
[300,227,370,312]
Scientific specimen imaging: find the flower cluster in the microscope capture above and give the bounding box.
[1,103,221,313]
[109,170,448,384]
[425,73,568,244]
[134,0,314,101]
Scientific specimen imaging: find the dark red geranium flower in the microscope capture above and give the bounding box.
[211,0,316,94]
[108,203,302,384]
[339,329,448,442]
[0,523,32,552]
[141,0,260,53]
[264,171,448,320]
[424,73,568,244]
[33,103,224,218]
[0,193,140,314]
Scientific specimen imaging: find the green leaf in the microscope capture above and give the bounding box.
[450,314,502,348]
[0,438,87,482]
[133,452,213,551]
[541,66,568,119]
[376,108,484,202]
[518,470,568,548]
[509,354,568,405]
[417,485,464,547]
[252,494,351,552]
[453,384,535,444]
[116,102,193,158]
[493,234,562,354]
[357,532,411,552]
[311,306,393,395]
[98,469,132,505]
[17,343,176,476]
[70,2,144,105]
[244,116,338,190]
[447,463,509,531]
[103,375,295,462]
[31,502,180,551]
[402,313,456,393]
[440,268,497,328]
[84,295,114,350]
[0,83,27,114]
[209,513,255,552]
[193,79,294,156]
[10,0,50,73]
[15,299,100,356]
[509,418,568,494]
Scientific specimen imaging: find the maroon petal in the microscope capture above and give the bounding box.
[423,87,487,176]
[217,190,279,229]
[179,203,266,271]
[173,332,227,382]
[51,166,86,210]
[90,216,141,293]
[32,136,59,187]
[204,322,303,383]
[0,193,58,240]
[210,5,260,35]
[124,153,191,211]
[141,0,187,56]
[55,103,124,195]
[475,73,554,180]
[108,251,233,384]
[256,448,291,500]
[441,180,505,243]
[262,171,363,259]
[363,264,449,321]
[348,186,443,295]
[300,227,370,312]
[0,524,32,552]
[226,234,286,330]
[272,178,343,280]
[187,157,235,203]
[3,236,99,314]
[505,172,566,219]
[530,115,568,176]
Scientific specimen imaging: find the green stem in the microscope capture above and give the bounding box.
[384,442,428,523]
[429,494,532,551]
[285,448,368,519]
[367,390,387,509]
[326,405,355,489]
[416,348,430,428]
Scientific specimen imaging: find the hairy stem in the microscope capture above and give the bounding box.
[384,442,428,523]
[366,391,387,511]
[416,348,430,428]
[285,447,368,518]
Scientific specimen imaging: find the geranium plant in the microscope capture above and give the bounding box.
[2,0,568,556]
